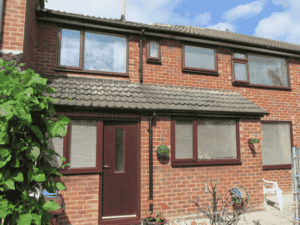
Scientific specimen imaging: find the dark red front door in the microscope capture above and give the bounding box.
[102,122,138,219]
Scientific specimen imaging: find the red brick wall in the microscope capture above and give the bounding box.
[19,0,40,70]
[1,0,27,51]
[49,174,100,225]
[35,21,300,224]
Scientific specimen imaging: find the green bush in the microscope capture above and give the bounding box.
[0,59,71,225]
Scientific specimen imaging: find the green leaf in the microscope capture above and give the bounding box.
[0,148,12,158]
[0,155,12,168]
[0,104,14,121]
[14,102,32,123]
[0,131,9,145]
[44,86,55,94]
[42,200,61,212]
[11,171,24,182]
[10,157,20,168]
[30,213,41,225]
[56,182,66,191]
[4,179,15,190]
[3,169,11,180]
[0,199,14,223]
[33,172,46,183]
[28,125,44,142]
[17,213,32,225]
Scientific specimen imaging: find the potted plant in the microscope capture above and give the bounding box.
[248,138,260,157]
[142,211,167,225]
[156,145,170,160]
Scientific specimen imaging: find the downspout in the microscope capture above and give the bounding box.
[148,112,157,213]
[139,29,145,84]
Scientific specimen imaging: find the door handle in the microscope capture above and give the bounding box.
[103,165,110,170]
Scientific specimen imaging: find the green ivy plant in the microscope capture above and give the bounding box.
[0,59,72,225]
[156,145,170,159]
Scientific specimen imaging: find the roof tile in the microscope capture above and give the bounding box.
[41,75,269,116]
[37,8,300,52]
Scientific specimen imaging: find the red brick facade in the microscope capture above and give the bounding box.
[32,20,300,224]
[1,0,27,51]
[4,5,300,224]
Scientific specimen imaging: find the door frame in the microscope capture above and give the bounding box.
[98,118,141,225]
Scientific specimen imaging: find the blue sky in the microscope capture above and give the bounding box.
[45,0,300,45]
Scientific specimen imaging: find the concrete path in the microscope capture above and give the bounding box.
[237,194,295,225]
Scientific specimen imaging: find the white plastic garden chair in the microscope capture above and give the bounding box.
[263,178,283,211]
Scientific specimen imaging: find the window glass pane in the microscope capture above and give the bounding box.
[149,40,159,58]
[185,45,215,70]
[115,129,124,172]
[60,29,80,67]
[69,120,97,168]
[261,123,291,165]
[43,133,64,168]
[233,53,246,59]
[175,121,193,159]
[234,63,247,81]
[249,55,288,87]
[197,119,237,160]
[84,32,126,73]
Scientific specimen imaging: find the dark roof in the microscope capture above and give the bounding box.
[0,52,23,62]
[41,75,269,117]
[37,8,300,53]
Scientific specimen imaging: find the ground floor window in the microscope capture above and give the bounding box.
[44,118,102,174]
[261,121,293,169]
[171,117,241,166]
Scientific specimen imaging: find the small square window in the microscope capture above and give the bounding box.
[146,39,161,64]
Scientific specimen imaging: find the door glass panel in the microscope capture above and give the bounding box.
[115,128,124,172]
[69,120,97,168]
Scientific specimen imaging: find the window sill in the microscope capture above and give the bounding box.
[182,68,219,76]
[171,159,241,167]
[58,167,102,175]
[232,82,292,91]
[55,68,129,77]
[146,59,162,64]
[263,164,292,170]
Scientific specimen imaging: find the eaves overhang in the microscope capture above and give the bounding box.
[35,8,300,58]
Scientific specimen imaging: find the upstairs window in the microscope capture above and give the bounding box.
[57,28,128,76]
[232,52,289,89]
[182,44,218,75]
[146,39,161,63]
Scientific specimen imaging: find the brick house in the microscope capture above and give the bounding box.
[2,0,300,225]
